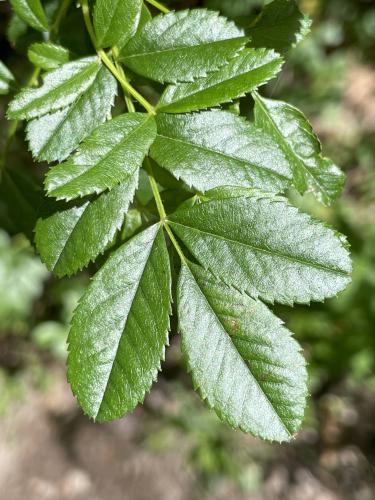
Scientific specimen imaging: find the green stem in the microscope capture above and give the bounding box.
[145,158,166,220]
[112,46,135,112]
[144,158,187,263]
[145,0,170,14]
[164,223,187,264]
[99,50,155,115]
[51,0,72,35]
[81,0,155,115]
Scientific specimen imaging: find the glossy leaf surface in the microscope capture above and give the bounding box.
[157,49,283,113]
[93,0,143,49]
[28,43,70,70]
[45,113,156,200]
[35,174,138,277]
[68,225,171,421]
[169,190,351,305]
[121,9,247,83]
[178,264,307,441]
[26,65,117,163]
[151,111,292,192]
[9,0,49,32]
[253,93,345,205]
[8,57,101,120]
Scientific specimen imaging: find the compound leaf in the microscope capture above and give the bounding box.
[151,111,292,193]
[45,113,156,200]
[35,174,138,277]
[121,9,247,84]
[68,224,171,421]
[93,0,143,49]
[169,190,351,305]
[157,48,283,113]
[9,0,49,32]
[247,0,311,53]
[26,65,117,163]
[28,43,70,70]
[178,264,307,441]
[7,57,101,120]
[253,92,345,205]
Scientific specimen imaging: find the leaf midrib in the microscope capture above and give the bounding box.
[156,133,290,183]
[169,220,349,276]
[96,227,159,418]
[123,37,247,60]
[253,93,328,196]
[159,56,280,108]
[187,266,293,436]
[18,61,100,117]
[38,67,108,158]
[48,116,152,197]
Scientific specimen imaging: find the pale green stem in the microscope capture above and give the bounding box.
[144,158,187,263]
[145,0,171,14]
[81,0,155,115]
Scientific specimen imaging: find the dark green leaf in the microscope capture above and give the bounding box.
[26,65,117,162]
[35,174,138,277]
[93,0,143,49]
[28,42,70,70]
[9,0,49,32]
[178,263,307,441]
[157,48,283,113]
[121,9,247,84]
[151,111,292,192]
[247,0,311,53]
[169,190,351,305]
[68,225,171,421]
[253,92,345,205]
[45,113,156,200]
[7,57,101,120]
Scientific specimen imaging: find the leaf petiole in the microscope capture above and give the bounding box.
[81,0,156,115]
[145,0,170,14]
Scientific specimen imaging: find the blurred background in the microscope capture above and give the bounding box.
[0,0,375,498]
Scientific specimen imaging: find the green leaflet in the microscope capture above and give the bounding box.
[9,0,49,32]
[121,9,247,84]
[253,92,345,205]
[45,113,156,200]
[169,190,351,305]
[178,264,307,442]
[138,4,152,30]
[247,0,312,53]
[26,65,117,163]
[28,43,70,70]
[151,111,292,193]
[7,57,101,120]
[0,61,15,95]
[157,48,283,113]
[35,174,138,277]
[94,0,143,49]
[67,225,171,421]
